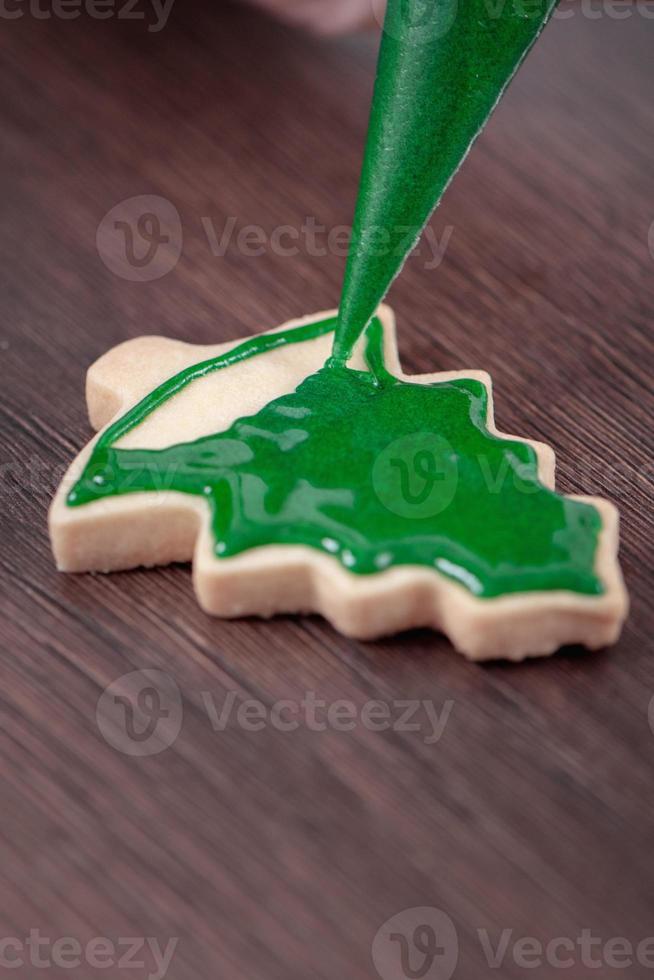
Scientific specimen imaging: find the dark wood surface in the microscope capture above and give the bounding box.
[1,4,653,978]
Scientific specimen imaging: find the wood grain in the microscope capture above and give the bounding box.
[1,3,653,978]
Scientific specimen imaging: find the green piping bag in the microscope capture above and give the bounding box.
[333,0,557,362]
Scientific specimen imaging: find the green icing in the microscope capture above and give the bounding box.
[333,0,557,362]
[68,316,603,600]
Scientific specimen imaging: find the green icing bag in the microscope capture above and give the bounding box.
[333,0,557,361]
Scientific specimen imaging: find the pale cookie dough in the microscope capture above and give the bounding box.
[49,307,628,660]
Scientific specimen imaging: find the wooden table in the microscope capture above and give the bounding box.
[1,3,652,978]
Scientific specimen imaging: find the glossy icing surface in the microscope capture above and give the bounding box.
[68,316,603,599]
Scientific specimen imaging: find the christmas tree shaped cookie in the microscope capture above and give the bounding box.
[49,308,627,660]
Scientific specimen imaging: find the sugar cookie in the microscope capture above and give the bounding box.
[50,307,628,660]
